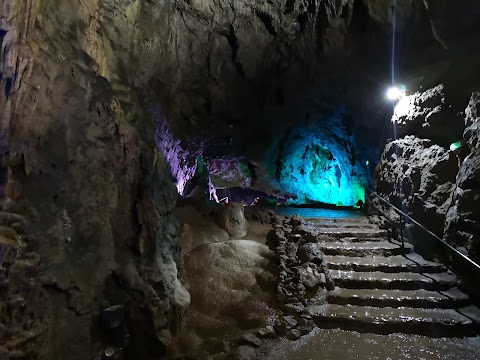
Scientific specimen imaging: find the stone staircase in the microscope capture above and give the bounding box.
[305,217,480,337]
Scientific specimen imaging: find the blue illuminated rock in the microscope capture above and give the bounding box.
[270,116,368,207]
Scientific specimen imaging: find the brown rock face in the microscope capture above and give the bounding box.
[0,1,188,359]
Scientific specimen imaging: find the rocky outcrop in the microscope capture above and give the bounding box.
[217,202,248,239]
[391,84,468,146]
[372,86,480,264]
[372,136,457,246]
[444,92,480,263]
[0,1,188,359]
[268,215,328,338]
[175,238,274,359]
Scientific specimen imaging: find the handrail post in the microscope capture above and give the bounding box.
[400,214,405,251]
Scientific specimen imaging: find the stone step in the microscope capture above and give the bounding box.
[307,220,377,230]
[306,217,370,224]
[327,288,470,308]
[308,304,480,336]
[320,236,387,243]
[329,270,457,291]
[324,254,445,273]
[315,224,378,231]
[316,229,388,239]
[319,241,413,257]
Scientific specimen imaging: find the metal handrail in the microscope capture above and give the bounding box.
[368,189,480,272]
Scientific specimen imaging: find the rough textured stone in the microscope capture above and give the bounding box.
[391,84,467,145]
[286,329,302,341]
[231,345,256,360]
[257,326,276,339]
[297,243,324,264]
[241,334,262,347]
[444,92,480,263]
[216,202,248,238]
[0,2,189,359]
[298,265,322,289]
[373,87,480,265]
[371,135,458,255]
[290,215,305,228]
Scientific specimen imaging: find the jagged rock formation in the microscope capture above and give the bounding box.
[444,92,480,263]
[372,83,480,265]
[371,136,458,254]
[391,84,466,146]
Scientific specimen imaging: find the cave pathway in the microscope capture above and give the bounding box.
[261,215,480,359]
[312,217,480,335]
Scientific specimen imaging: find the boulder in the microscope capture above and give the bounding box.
[289,214,305,228]
[297,244,324,264]
[216,203,248,238]
[286,329,302,340]
[256,326,276,339]
[298,265,322,289]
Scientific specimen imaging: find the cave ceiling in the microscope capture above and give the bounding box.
[33,0,480,203]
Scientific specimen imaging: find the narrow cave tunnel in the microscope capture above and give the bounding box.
[1,1,480,359]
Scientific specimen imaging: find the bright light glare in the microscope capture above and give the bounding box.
[386,86,406,100]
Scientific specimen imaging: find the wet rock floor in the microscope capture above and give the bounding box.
[258,328,480,360]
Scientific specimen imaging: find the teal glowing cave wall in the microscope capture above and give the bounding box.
[274,119,368,207]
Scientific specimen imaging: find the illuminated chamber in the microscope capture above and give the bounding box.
[274,120,368,207]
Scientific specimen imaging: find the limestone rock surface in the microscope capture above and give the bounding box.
[444,92,480,263]
[371,136,457,255]
[217,202,248,238]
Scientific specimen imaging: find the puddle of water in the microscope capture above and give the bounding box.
[258,328,480,360]
[273,207,364,219]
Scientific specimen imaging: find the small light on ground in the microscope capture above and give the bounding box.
[366,160,369,166]
[450,141,462,151]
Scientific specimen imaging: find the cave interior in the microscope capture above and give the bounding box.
[1,0,480,359]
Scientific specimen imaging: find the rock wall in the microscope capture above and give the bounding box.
[0,1,188,359]
[370,135,458,256]
[444,92,480,264]
[372,88,480,264]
